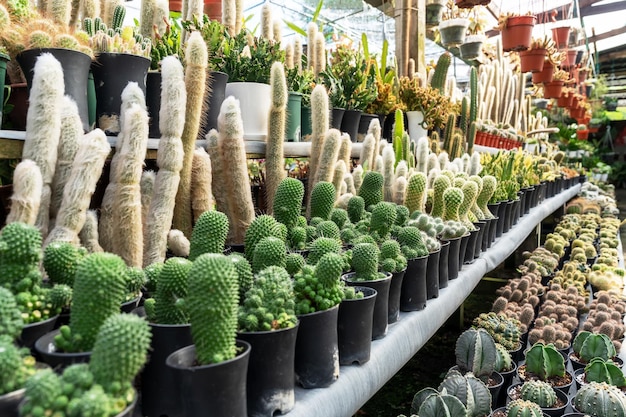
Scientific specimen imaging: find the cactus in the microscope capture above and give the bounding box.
[476,175,497,219]
[190,148,213,222]
[0,222,43,298]
[573,330,617,363]
[6,160,42,226]
[431,53,451,93]
[506,399,543,417]
[437,369,492,417]
[369,202,397,240]
[382,146,396,202]
[495,342,513,372]
[187,254,238,364]
[358,171,384,209]
[293,254,344,314]
[310,181,336,220]
[43,241,87,286]
[0,335,35,395]
[524,343,566,381]
[405,172,427,215]
[150,257,193,324]
[238,265,297,332]
[252,236,287,273]
[285,252,306,276]
[273,177,305,229]
[430,174,451,218]
[139,0,156,37]
[397,226,428,259]
[90,313,151,395]
[22,369,62,412]
[188,210,229,261]
[347,195,365,223]
[0,288,24,341]
[410,387,468,417]
[265,62,288,214]
[455,327,497,381]
[584,358,626,387]
[379,239,408,274]
[306,85,329,216]
[473,312,522,351]
[458,180,478,230]
[307,237,342,265]
[574,381,626,416]
[442,187,464,223]
[243,214,283,262]
[519,380,557,408]
[349,242,381,282]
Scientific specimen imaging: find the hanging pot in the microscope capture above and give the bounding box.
[438,18,470,47]
[425,0,446,27]
[337,286,376,365]
[501,15,536,52]
[519,48,547,73]
[426,248,441,299]
[198,71,229,140]
[552,26,571,49]
[237,324,299,417]
[286,91,302,142]
[387,269,406,324]
[532,62,555,84]
[557,90,574,108]
[340,109,362,143]
[542,81,564,99]
[400,255,428,311]
[294,305,340,389]
[224,81,271,141]
[91,52,151,135]
[459,36,484,61]
[344,272,392,340]
[561,49,578,68]
[165,341,251,417]
[17,48,92,132]
[438,240,450,290]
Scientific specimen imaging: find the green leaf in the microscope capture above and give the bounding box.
[285,20,307,37]
[312,0,324,22]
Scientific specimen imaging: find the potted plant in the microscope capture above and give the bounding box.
[438,1,470,47]
[573,381,626,415]
[574,357,626,389]
[551,26,571,49]
[497,12,536,52]
[505,380,569,416]
[459,8,487,60]
[569,330,618,370]
[426,0,447,27]
[517,342,573,392]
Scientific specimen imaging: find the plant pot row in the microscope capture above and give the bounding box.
[475,131,524,150]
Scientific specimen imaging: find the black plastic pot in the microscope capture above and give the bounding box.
[330,107,345,130]
[487,371,504,409]
[337,286,376,366]
[140,322,193,417]
[18,315,58,350]
[426,248,441,299]
[344,272,391,340]
[463,228,480,265]
[17,48,92,132]
[400,255,428,311]
[145,71,161,138]
[198,71,228,139]
[443,236,463,280]
[91,52,151,135]
[496,362,517,408]
[458,232,471,269]
[502,200,515,233]
[358,113,378,135]
[165,341,251,417]
[340,109,361,142]
[294,305,339,389]
[481,218,493,252]
[0,388,24,417]
[121,293,142,313]
[438,240,450,290]
[388,269,406,324]
[0,53,8,129]
[492,203,507,238]
[472,221,486,259]
[34,329,91,370]
[238,324,299,417]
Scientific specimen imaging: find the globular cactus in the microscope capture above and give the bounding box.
[379,239,408,274]
[307,237,342,265]
[442,187,464,223]
[437,369,492,417]
[573,330,617,363]
[584,358,626,387]
[285,252,306,276]
[358,171,384,209]
[22,369,62,414]
[0,222,43,296]
[369,201,397,240]
[188,254,238,364]
[454,327,496,381]
[574,381,626,417]
[0,287,24,341]
[143,57,187,267]
[152,257,193,324]
[472,312,522,351]
[265,62,288,214]
[524,343,566,381]
[405,172,427,215]
[505,399,543,417]
[347,195,365,223]
[430,174,451,218]
[89,313,151,395]
[293,253,344,314]
[6,159,43,226]
[188,210,229,260]
[310,181,336,220]
[397,226,428,259]
[243,214,283,262]
[273,178,305,229]
[410,387,468,417]
[252,236,287,273]
[495,343,513,372]
[349,242,381,282]
[519,380,557,408]
[43,241,87,286]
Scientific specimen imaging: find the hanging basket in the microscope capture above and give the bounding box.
[519,48,547,73]
[501,15,536,52]
[532,61,554,84]
[542,80,564,99]
[439,18,470,47]
[459,36,484,60]
[551,26,571,49]
[557,91,574,108]
[561,49,578,68]
[425,0,447,27]
[455,0,491,7]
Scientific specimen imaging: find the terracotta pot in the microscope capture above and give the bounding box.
[542,81,564,99]
[552,26,571,48]
[557,91,573,108]
[576,129,589,140]
[501,15,536,52]
[532,62,554,84]
[169,0,182,12]
[561,49,578,68]
[519,48,547,73]
[204,0,222,20]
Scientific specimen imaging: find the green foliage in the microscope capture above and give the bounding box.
[0,287,23,340]
[150,18,182,70]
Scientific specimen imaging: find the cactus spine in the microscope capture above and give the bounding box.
[143,56,186,266]
[45,129,111,246]
[173,32,207,238]
[189,210,229,260]
[261,2,273,40]
[190,147,213,221]
[218,97,256,245]
[332,160,347,200]
[6,160,43,226]
[265,62,287,215]
[314,32,325,77]
[206,129,230,218]
[141,170,155,239]
[22,53,64,238]
[360,133,376,171]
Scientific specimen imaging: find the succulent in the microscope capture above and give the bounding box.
[273,177,305,229]
[519,380,557,408]
[379,239,408,274]
[310,181,336,220]
[369,202,397,241]
[358,171,384,209]
[42,241,88,286]
[505,399,543,417]
[523,343,566,381]
[437,369,492,417]
[454,327,496,382]
[528,316,572,350]
[495,343,513,372]
[252,236,287,273]
[472,312,521,351]
[188,210,229,260]
[397,226,429,259]
[244,214,284,262]
[584,358,626,387]
[0,287,24,340]
[409,387,468,417]
[349,242,382,282]
[574,381,626,417]
[293,253,344,314]
[148,257,192,325]
[0,336,37,395]
[573,331,617,363]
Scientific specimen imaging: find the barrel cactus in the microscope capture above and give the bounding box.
[472,312,522,351]
[523,343,566,381]
[574,381,626,417]
[454,327,496,382]
[573,330,617,363]
[409,387,468,417]
[519,380,557,408]
[584,358,626,387]
[505,399,543,417]
[438,369,491,417]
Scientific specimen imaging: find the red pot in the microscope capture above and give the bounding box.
[204,0,222,20]
[557,91,573,108]
[501,15,536,52]
[519,48,547,73]
[570,107,584,119]
[542,81,564,99]
[576,129,589,140]
[532,62,554,84]
[551,26,571,49]
[561,49,578,68]
[578,70,588,83]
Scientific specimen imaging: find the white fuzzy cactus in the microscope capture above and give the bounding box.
[45,129,111,246]
[335,193,353,210]
[205,129,230,219]
[7,160,43,226]
[190,147,213,221]
[140,170,156,233]
[382,145,395,202]
[352,165,364,194]
[314,129,341,184]
[79,210,103,252]
[393,176,407,206]
[140,0,157,38]
[332,160,346,200]
[360,133,376,171]
[222,0,236,36]
[343,173,355,195]
[261,2,273,40]
[167,229,190,257]
[22,53,64,238]
[153,0,169,35]
[339,133,352,169]
[264,62,287,215]
[81,0,100,19]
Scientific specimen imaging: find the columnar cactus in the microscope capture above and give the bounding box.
[369,202,397,240]
[358,171,384,209]
[43,241,87,286]
[265,62,288,214]
[454,327,496,381]
[405,172,427,215]
[442,187,464,223]
[574,381,626,416]
[6,160,43,226]
[476,175,497,219]
[310,181,336,220]
[314,129,342,185]
[188,253,238,364]
[190,148,213,222]
[188,210,229,260]
[243,214,283,261]
[458,180,478,230]
[252,236,287,273]
[272,177,305,228]
[332,160,347,200]
[430,174,451,218]
[349,242,381,282]
[306,85,329,216]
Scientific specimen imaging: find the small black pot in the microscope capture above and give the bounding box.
[443,236,463,280]
[387,269,406,324]
[496,362,518,408]
[400,255,428,312]
[438,240,450,289]
[502,200,515,233]
[481,218,494,252]
[487,371,504,409]
[121,293,142,313]
[506,382,570,417]
[18,315,58,350]
[0,388,24,417]
[458,232,470,267]
[337,286,376,366]
[473,221,486,259]
[508,341,525,364]
[330,107,345,130]
[340,109,362,142]
[493,203,507,238]
[295,305,340,389]
[198,71,229,139]
[426,248,441,299]
[145,71,161,138]
[358,113,378,135]
[237,324,299,417]
[344,272,391,339]
[34,329,91,370]
[165,341,251,417]
[463,228,480,264]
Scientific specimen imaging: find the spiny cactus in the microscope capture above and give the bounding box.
[310,181,336,220]
[369,202,397,240]
[306,84,329,216]
[244,214,284,261]
[0,288,24,341]
[506,399,543,417]
[190,148,213,222]
[519,380,557,408]
[454,327,496,381]
[495,342,513,372]
[273,178,305,229]
[349,242,381,282]
[472,312,522,351]
[430,174,451,219]
[442,187,464,223]
[43,241,87,286]
[574,381,626,417]
[0,222,43,295]
[397,226,428,259]
[293,254,344,314]
[188,210,229,261]
[307,236,342,265]
[358,171,384,209]
[150,257,193,324]
[252,236,287,273]
[405,172,427,215]
[188,253,239,364]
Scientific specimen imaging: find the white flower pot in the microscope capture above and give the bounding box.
[406,110,428,144]
[224,82,271,141]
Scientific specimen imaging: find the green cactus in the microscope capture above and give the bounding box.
[442,187,464,223]
[347,195,366,223]
[454,327,496,381]
[23,368,62,411]
[293,256,343,314]
[410,387,468,417]
[573,331,617,363]
[458,181,478,230]
[244,215,283,262]
[442,114,456,156]
[524,343,566,381]
[369,202,398,240]
[229,253,254,302]
[379,239,408,274]
[430,174,451,219]
[437,369,492,417]
[111,4,125,29]
[47,284,73,312]
[151,257,193,324]
[0,288,24,341]
[57,252,128,352]
[188,210,230,261]
[473,312,522,351]
[273,178,305,228]
[0,336,36,395]
[285,252,306,276]
[430,52,451,93]
[584,358,626,387]
[574,381,626,417]
[397,226,429,259]
[252,236,287,273]
[405,172,427,215]
[349,242,381,282]
[90,313,151,396]
[358,171,384,209]
[142,262,163,295]
[506,399,543,417]
[287,226,307,250]
[476,175,497,219]
[0,222,43,294]
[307,237,342,265]
[329,208,350,230]
[238,266,297,332]
[187,254,238,364]
[316,220,341,240]
[309,181,336,220]
[495,342,513,372]
[519,380,557,408]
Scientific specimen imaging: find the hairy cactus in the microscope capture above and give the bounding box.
[523,343,566,381]
[7,159,43,226]
[188,210,229,260]
[265,62,288,214]
[187,253,238,364]
[454,327,496,381]
[306,84,329,216]
[405,172,427,215]
[430,174,451,218]
[573,330,617,363]
[519,380,557,408]
[442,187,464,223]
[505,399,543,417]
[574,381,626,416]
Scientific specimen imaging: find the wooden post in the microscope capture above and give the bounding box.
[394,0,426,78]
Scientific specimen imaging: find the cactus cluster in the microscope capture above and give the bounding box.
[293,253,344,314]
[145,257,192,325]
[379,239,408,274]
[396,226,429,260]
[472,312,522,351]
[527,316,572,350]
